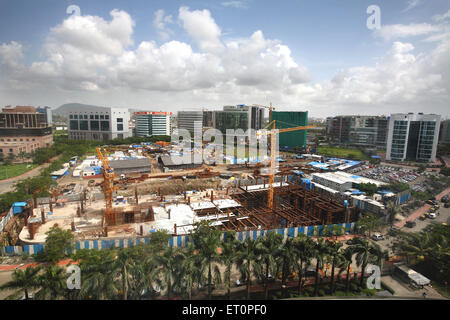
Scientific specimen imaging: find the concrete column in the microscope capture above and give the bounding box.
[41,209,46,224]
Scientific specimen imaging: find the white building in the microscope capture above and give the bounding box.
[311,171,385,192]
[135,112,172,137]
[386,113,441,162]
[177,111,203,133]
[68,106,131,141]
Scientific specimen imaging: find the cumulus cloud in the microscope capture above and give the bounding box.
[153,9,174,40]
[221,1,248,9]
[0,7,449,118]
[374,23,442,41]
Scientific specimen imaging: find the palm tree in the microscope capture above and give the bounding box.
[275,237,297,298]
[313,238,328,296]
[236,238,259,300]
[370,243,388,270]
[180,243,204,300]
[0,266,40,300]
[220,231,239,300]
[325,240,343,294]
[255,231,282,300]
[115,248,135,300]
[35,265,67,300]
[293,234,315,296]
[353,238,372,287]
[386,201,398,228]
[80,249,119,300]
[190,221,222,300]
[156,246,184,300]
[337,247,354,294]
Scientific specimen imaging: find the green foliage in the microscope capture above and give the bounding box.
[35,226,74,264]
[148,230,171,252]
[355,183,378,196]
[441,167,450,177]
[380,182,410,193]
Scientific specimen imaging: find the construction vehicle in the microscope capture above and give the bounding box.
[255,103,316,209]
[96,147,119,228]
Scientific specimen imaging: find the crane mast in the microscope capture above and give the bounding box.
[97,147,117,227]
[255,103,316,209]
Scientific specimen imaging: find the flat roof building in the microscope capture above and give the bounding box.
[135,112,172,137]
[68,106,131,141]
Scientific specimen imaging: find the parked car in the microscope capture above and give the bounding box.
[372,233,384,241]
[428,212,437,219]
[405,221,417,228]
[419,214,428,221]
[445,203,450,208]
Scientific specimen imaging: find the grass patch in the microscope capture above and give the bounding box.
[317,146,369,160]
[0,163,38,180]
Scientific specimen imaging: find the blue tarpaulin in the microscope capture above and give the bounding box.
[12,202,27,214]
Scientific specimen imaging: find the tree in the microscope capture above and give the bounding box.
[180,243,204,300]
[275,237,297,298]
[353,238,372,288]
[148,230,171,253]
[337,247,354,294]
[357,214,384,237]
[313,238,328,296]
[156,246,184,300]
[355,183,378,196]
[236,238,259,300]
[385,201,398,228]
[35,265,67,300]
[441,167,450,177]
[35,226,74,264]
[220,231,239,300]
[0,266,40,300]
[190,221,222,300]
[254,231,282,300]
[79,249,119,300]
[325,240,343,294]
[115,248,135,300]
[293,234,315,295]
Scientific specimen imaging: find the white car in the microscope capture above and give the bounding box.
[372,233,384,241]
[428,212,437,219]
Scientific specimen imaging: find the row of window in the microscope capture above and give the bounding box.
[0,138,36,142]
[70,114,110,120]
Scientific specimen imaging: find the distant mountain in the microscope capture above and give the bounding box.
[52,103,107,117]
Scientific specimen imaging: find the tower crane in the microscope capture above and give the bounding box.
[97,147,118,227]
[255,104,316,209]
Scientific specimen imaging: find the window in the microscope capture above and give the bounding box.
[117,118,123,123]
[70,120,79,130]
[100,115,104,120]
[117,123,123,131]
[105,115,110,120]
[79,120,89,131]
[69,114,73,119]
[90,121,100,131]
[84,115,88,119]
[74,114,78,119]
[95,115,99,119]
[90,115,94,119]
[9,149,13,152]
[101,121,110,131]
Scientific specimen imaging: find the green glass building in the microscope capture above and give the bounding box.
[270,111,308,149]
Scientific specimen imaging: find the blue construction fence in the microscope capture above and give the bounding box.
[1,222,357,256]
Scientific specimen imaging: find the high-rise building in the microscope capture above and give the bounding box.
[0,106,53,160]
[386,113,441,162]
[270,111,308,149]
[439,120,450,143]
[177,111,203,134]
[135,112,172,137]
[68,106,131,141]
[214,105,264,134]
[325,115,388,148]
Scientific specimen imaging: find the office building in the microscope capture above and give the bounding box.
[0,106,53,160]
[326,115,388,148]
[214,105,265,134]
[177,111,203,134]
[68,105,131,141]
[386,113,441,162]
[135,112,172,137]
[270,111,308,149]
[439,120,450,143]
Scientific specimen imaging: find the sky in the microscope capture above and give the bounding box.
[0,0,449,118]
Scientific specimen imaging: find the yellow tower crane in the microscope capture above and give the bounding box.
[96,147,118,227]
[255,104,316,209]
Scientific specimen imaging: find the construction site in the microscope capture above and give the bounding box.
[16,108,360,244]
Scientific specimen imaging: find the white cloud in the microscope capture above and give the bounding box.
[221,1,248,9]
[0,7,449,118]
[374,23,442,41]
[432,10,450,22]
[403,0,421,12]
[153,9,174,40]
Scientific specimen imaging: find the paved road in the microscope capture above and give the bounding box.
[395,187,450,228]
